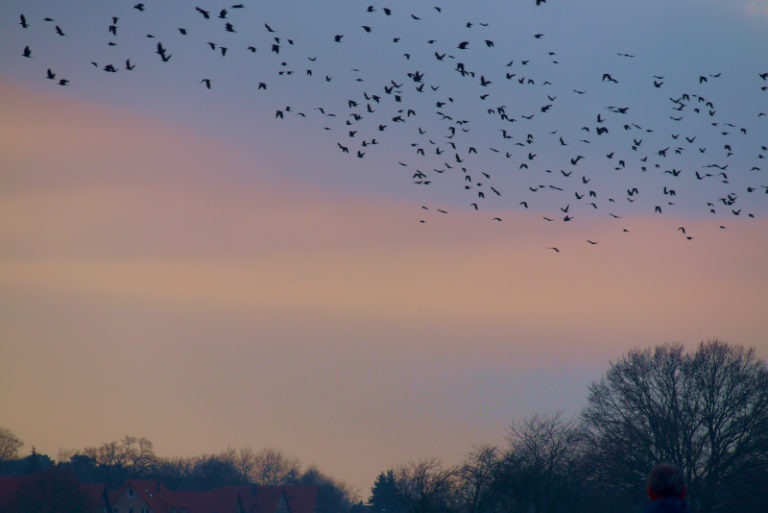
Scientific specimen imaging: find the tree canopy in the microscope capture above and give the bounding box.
[581,340,768,513]
[0,427,24,461]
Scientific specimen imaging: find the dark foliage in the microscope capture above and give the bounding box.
[10,466,90,513]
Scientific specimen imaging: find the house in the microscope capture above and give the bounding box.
[0,475,316,513]
[109,480,188,513]
[81,482,112,513]
[171,487,245,513]
[250,486,317,513]
[109,480,317,513]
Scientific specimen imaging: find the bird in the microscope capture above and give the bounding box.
[14,0,761,249]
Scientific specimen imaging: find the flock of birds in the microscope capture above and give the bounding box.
[13,1,768,251]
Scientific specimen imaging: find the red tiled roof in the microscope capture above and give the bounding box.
[280,486,317,513]
[172,487,242,513]
[0,475,315,513]
[249,486,317,513]
[80,482,109,513]
[110,479,188,513]
[162,485,316,513]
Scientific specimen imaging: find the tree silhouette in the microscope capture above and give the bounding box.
[0,427,23,461]
[581,340,768,513]
[454,446,498,513]
[493,414,584,513]
[369,470,406,513]
[393,458,456,513]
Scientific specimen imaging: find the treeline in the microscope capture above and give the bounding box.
[367,341,768,513]
[2,340,768,513]
[0,439,354,513]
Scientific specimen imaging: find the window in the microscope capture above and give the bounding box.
[128,488,134,497]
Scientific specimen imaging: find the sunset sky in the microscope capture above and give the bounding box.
[2,0,767,496]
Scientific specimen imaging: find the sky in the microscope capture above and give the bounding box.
[1,0,768,497]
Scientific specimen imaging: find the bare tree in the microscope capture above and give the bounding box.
[93,440,127,467]
[251,447,301,485]
[133,437,156,473]
[217,446,263,484]
[495,413,584,513]
[506,413,581,481]
[581,340,768,513]
[394,458,457,513]
[151,456,195,489]
[0,427,24,460]
[455,445,499,513]
[235,446,256,482]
